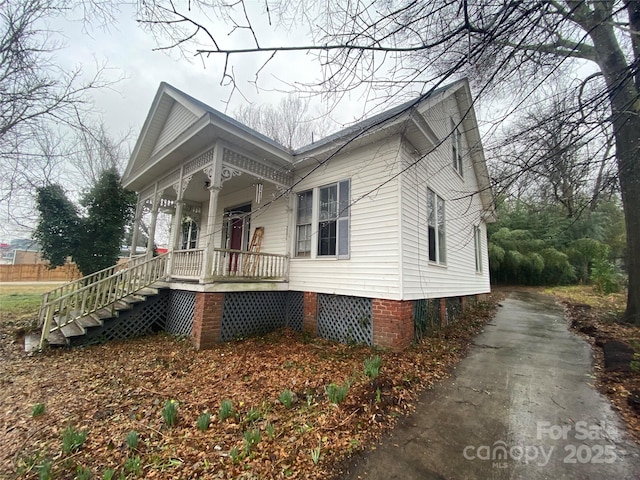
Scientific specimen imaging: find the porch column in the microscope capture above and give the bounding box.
[129,197,143,258]
[146,193,160,260]
[166,200,184,277]
[170,200,185,251]
[201,185,221,282]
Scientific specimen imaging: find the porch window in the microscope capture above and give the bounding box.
[181,218,198,249]
[427,188,446,264]
[296,190,313,257]
[451,119,463,177]
[318,180,350,258]
[474,225,483,272]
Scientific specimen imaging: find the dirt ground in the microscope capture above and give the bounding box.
[557,292,640,444]
[337,290,640,479]
[2,285,638,479]
[0,289,500,479]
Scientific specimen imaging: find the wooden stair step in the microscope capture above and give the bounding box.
[113,300,132,311]
[121,295,145,305]
[76,316,103,329]
[93,308,116,320]
[47,329,69,346]
[137,287,159,296]
[60,321,85,338]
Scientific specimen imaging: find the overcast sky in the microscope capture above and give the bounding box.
[54,2,365,146]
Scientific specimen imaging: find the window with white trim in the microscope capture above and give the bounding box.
[295,190,312,257]
[318,180,350,258]
[451,119,463,177]
[181,217,198,249]
[427,188,446,264]
[474,225,483,272]
[294,180,350,259]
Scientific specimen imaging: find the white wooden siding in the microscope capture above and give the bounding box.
[288,137,403,298]
[400,97,490,299]
[151,101,199,157]
[199,183,289,255]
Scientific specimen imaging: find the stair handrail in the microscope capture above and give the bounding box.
[38,253,168,350]
[37,254,148,322]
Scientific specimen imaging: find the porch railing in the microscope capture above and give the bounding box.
[170,248,289,280]
[212,249,289,280]
[171,249,204,278]
[38,253,169,349]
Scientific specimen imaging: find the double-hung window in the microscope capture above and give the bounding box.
[474,225,483,273]
[296,190,313,257]
[318,180,350,258]
[427,188,446,264]
[451,119,463,177]
[295,179,350,259]
[181,218,198,249]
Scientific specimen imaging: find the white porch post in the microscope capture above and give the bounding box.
[200,185,221,282]
[167,199,184,277]
[130,197,143,258]
[200,145,223,283]
[171,200,185,251]
[146,190,160,260]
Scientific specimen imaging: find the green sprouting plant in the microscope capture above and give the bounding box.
[219,399,234,422]
[16,451,45,476]
[37,459,52,480]
[102,468,115,480]
[76,465,93,480]
[125,430,139,450]
[229,447,241,464]
[310,447,322,465]
[326,382,349,404]
[348,438,359,452]
[243,428,261,454]
[363,355,382,378]
[278,389,294,408]
[32,403,46,417]
[124,455,142,476]
[62,425,87,454]
[245,407,261,423]
[375,388,382,403]
[162,400,178,427]
[265,422,275,440]
[197,412,211,432]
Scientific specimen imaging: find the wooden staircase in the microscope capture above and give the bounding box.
[32,254,169,351]
[41,287,160,347]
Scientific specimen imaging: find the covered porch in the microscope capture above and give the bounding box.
[127,142,293,285]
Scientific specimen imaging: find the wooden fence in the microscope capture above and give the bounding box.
[0,263,81,282]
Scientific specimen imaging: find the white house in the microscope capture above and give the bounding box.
[36,78,495,351]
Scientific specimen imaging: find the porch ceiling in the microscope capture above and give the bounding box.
[156,168,267,205]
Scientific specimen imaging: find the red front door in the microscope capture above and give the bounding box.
[229,216,244,272]
[225,204,251,272]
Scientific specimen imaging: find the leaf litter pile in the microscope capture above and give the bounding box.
[550,286,640,444]
[1,298,500,479]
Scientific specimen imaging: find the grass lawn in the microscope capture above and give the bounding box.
[544,284,626,316]
[0,284,52,321]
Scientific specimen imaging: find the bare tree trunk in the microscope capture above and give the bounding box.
[589,21,640,323]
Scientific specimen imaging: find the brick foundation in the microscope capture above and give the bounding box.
[440,298,447,327]
[191,292,224,350]
[303,292,318,336]
[372,298,414,350]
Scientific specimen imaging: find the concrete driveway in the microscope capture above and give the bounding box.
[340,290,640,479]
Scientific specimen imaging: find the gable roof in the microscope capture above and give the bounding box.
[123,79,495,220]
[293,80,461,157]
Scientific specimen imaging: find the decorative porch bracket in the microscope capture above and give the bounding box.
[222,148,293,188]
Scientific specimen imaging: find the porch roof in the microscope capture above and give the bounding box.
[123,82,294,192]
